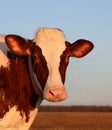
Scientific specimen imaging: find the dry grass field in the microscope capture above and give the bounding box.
[30,108,112,130]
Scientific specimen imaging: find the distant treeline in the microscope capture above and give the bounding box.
[39,106,112,112]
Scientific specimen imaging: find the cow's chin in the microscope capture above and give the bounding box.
[45,97,67,102]
[43,86,67,102]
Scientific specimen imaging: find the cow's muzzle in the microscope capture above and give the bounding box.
[43,86,67,102]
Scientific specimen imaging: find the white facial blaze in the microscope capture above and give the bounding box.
[34,28,66,88]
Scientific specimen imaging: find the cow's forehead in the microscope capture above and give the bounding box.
[33,28,66,59]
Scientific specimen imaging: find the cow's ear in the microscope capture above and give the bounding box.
[5,35,33,55]
[70,39,94,58]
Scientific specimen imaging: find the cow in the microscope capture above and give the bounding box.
[0,27,94,130]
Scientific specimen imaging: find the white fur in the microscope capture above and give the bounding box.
[0,49,9,68]
[0,36,9,68]
[0,106,38,130]
[0,35,5,43]
[34,28,66,91]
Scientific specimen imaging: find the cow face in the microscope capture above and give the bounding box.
[5,28,94,102]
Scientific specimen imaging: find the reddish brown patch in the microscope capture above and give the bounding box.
[0,56,38,122]
[59,41,70,83]
[33,46,49,89]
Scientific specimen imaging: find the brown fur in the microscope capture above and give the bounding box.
[0,56,38,122]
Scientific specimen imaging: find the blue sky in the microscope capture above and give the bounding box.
[0,0,112,106]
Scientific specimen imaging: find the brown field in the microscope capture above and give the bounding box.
[30,112,112,130]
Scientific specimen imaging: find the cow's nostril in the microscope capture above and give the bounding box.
[49,89,55,96]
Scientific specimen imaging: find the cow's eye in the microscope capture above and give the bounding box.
[33,54,40,63]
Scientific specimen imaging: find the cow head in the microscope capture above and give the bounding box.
[5,28,94,102]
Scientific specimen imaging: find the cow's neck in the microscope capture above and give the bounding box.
[0,53,38,122]
[7,52,43,108]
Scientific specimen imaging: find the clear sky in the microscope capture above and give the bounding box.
[0,0,112,106]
